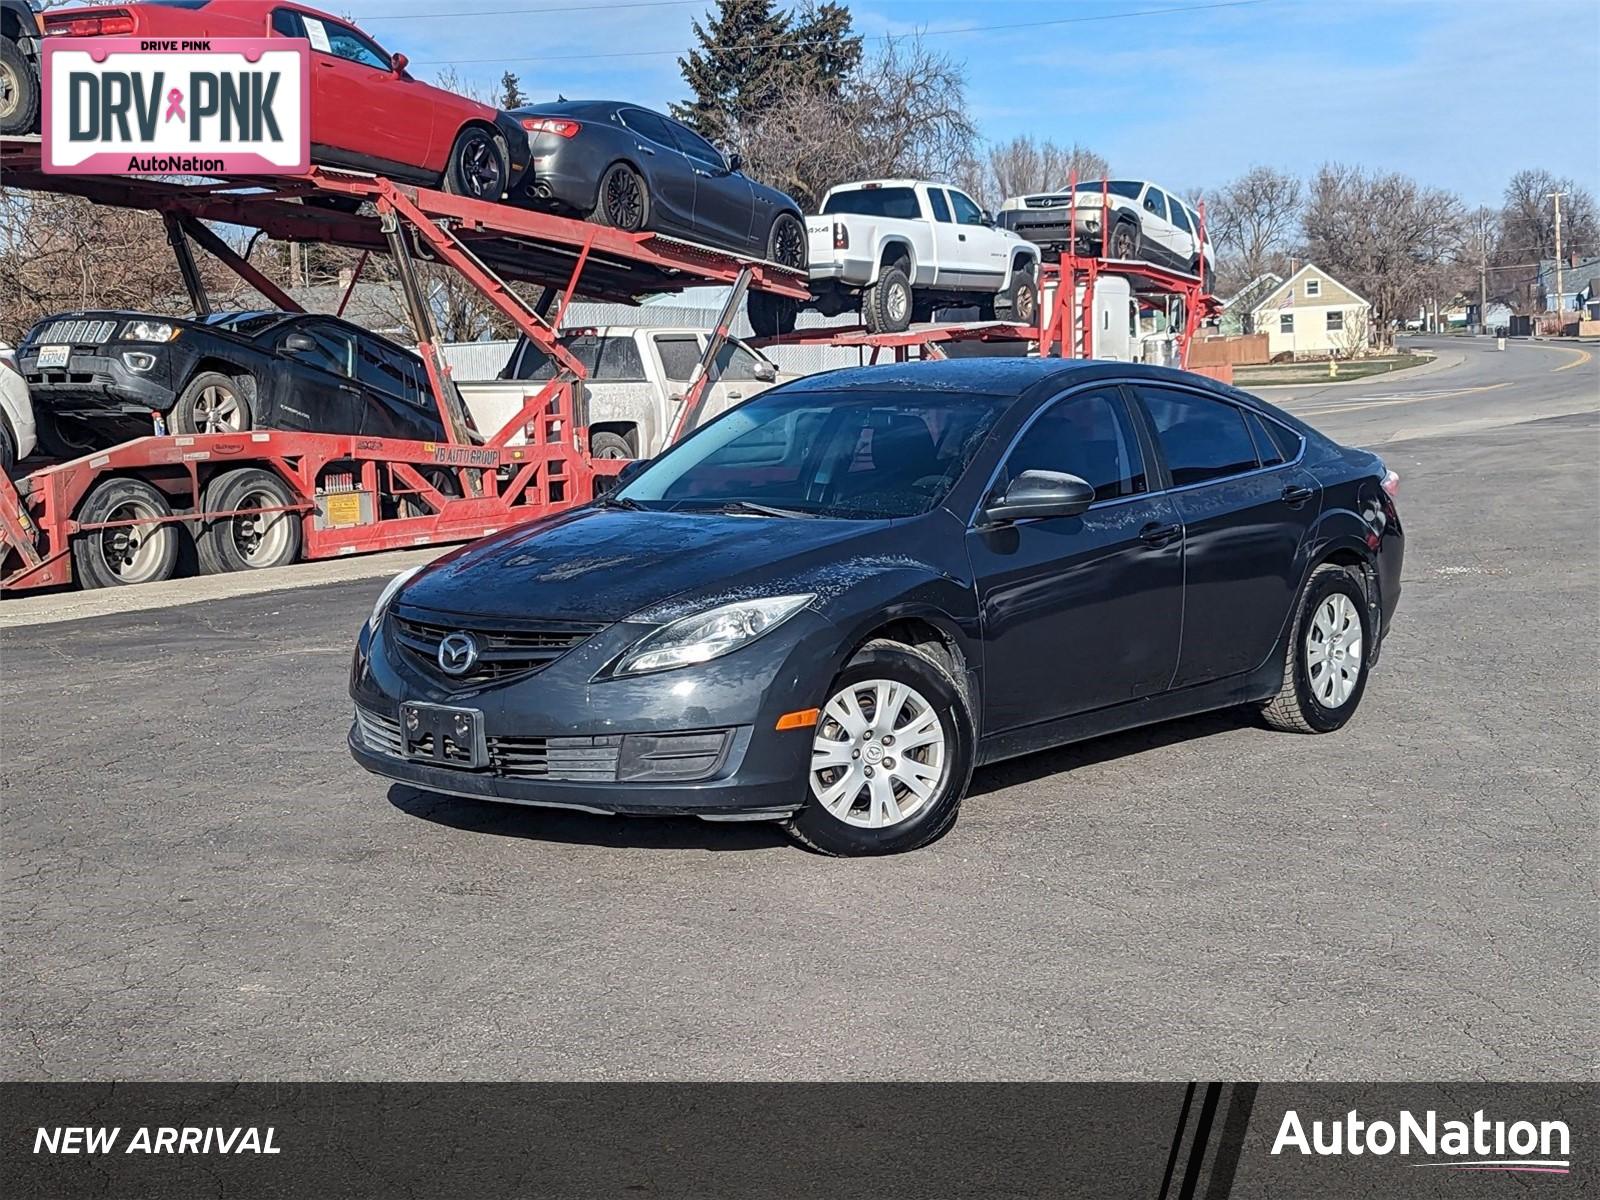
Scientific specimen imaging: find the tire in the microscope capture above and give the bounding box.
[591,162,649,232]
[1109,218,1140,261]
[170,372,252,435]
[34,410,103,459]
[1001,267,1039,325]
[0,37,39,135]
[0,420,14,478]
[443,127,508,201]
[196,468,302,574]
[1260,563,1373,734]
[747,289,798,339]
[862,264,913,334]
[783,639,976,857]
[71,477,179,589]
[768,212,807,271]
[398,468,462,519]
[588,430,634,460]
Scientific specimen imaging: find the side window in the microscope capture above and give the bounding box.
[270,9,302,37]
[1169,202,1193,235]
[283,323,354,377]
[1244,410,1285,467]
[654,335,703,383]
[927,188,953,223]
[1257,413,1303,462]
[711,342,765,382]
[1137,386,1261,487]
[671,120,725,170]
[1143,188,1170,223]
[356,337,414,400]
[998,389,1147,504]
[307,17,389,69]
[621,109,681,152]
[949,190,986,227]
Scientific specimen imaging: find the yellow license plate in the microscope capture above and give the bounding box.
[323,492,363,527]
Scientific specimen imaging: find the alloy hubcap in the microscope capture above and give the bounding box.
[810,679,947,829]
[194,386,241,433]
[463,137,501,196]
[1306,592,1363,708]
[607,171,643,228]
[774,220,803,268]
[887,283,910,323]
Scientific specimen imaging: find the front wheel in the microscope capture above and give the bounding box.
[171,372,252,435]
[1109,219,1140,261]
[1260,563,1373,733]
[444,127,508,201]
[998,268,1038,325]
[783,640,975,856]
[862,264,913,334]
[0,37,40,135]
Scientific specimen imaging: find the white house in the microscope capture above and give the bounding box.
[1250,264,1373,359]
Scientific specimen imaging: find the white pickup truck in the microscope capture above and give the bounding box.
[803,179,1041,334]
[454,327,791,459]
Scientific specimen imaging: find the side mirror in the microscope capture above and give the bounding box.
[981,208,996,226]
[752,359,777,383]
[982,470,1094,524]
[283,332,317,354]
[390,51,409,76]
[615,457,649,486]
[725,152,743,173]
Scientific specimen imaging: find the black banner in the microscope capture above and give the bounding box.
[2,1083,1591,1197]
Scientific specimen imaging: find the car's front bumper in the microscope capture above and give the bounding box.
[20,347,177,416]
[348,603,843,819]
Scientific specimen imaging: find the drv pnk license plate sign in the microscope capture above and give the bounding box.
[43,38,309,175]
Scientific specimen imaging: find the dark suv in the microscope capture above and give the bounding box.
[19,310,451,455]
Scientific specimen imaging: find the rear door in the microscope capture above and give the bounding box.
[1139,187,1183,268]
[354,334,442,440]
[966,384,1184,730]
[617,108,696,234]
[1131,384,1321,686]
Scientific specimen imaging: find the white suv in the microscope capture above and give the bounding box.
[0,343,37,476]
[997,180,1214,285]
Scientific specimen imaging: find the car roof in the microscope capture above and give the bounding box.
[513,100,635,117]
[776,357,1268,404]
[828,179,938,192]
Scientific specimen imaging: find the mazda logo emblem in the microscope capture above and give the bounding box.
[437,631,479,676]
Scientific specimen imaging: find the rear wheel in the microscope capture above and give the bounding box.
[0,420,14,477]
[1260,563,1373,733]
[0,37,39,135]
[783,640,975,856]
[1002,267,1039,325]
[862,264,913,334]
[592,163,649,232]
[747,289,798,339]
[171,372,252,435]
[71,477,179,589]
[34,411,103,459]
[588,430,634,460]
[196,468,302,574]
[398,468,463,519]
[444,127,508,201]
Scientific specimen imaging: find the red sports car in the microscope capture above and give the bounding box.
[43,1,527,200]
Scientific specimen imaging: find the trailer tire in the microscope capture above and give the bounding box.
[863,264,913,334]
[747,289,798,338]
[196,468,302,574]
[0,37,39,136]
[72,477,180,589]
[589,431,634,460]
[398,468,462,519]
[171,372,253,435]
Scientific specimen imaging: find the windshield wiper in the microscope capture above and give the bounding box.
[709,500,820,519]
[594,492,645,511]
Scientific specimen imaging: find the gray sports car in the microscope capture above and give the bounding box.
[509,100,806,271]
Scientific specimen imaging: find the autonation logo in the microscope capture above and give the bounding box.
[1272,1108,1572,1175]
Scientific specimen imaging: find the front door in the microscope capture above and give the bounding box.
[274,320,365,434]
[1131,383,1321,686]
[967,385,1184,733]
[946,188,1007,289]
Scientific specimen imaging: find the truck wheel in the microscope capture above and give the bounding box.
[0,420,15,478]
[863,265,913,334]
[1001,268,1039,325]
[588,431,634,460]
[197,468,303,574]
[747,289,798,338]
[172,372,252,435]
[0,37,39,135]
[71,477,179,589]
[398,468,462,519]
[1110,218,1140,260]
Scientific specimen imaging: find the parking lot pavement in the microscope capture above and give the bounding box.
[2,352,1596,1082]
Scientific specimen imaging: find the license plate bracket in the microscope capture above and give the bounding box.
[400,702,486,769]
[36,345,69,369]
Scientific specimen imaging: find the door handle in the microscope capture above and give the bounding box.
[338,383,361,394]
[1139,522,1181,546]
[726,391,743,400]
[1281,484,1315,506]
[958,233,967,241]
[636,144,655,155]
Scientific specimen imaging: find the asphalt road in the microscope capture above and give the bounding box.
[3,336,1596,1081]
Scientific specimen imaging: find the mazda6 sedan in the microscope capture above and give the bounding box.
[349,359,1403,856]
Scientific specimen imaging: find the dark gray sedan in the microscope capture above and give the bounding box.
[509,100,806,269]
[349,359,1404,857]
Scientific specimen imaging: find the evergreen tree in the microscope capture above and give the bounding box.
[672,0,793,146]
[500,71,527,109]
[786,2,860,97]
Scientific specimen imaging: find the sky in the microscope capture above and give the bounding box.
[350,0,1600,207]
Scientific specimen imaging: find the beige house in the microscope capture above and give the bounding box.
[1250,264,1372,359]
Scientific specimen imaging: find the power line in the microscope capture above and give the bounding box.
[354,0,698,21]
[410,0,1273,66]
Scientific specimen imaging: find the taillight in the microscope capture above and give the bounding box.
[1381,468,1400,498]
[833,221,848,250]
[49,10,136,35]
[520,117,581,138]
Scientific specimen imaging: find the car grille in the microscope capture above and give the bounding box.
[354,705,404,756]
[389,609,606,684]
[487,734,623,781]
[37,318,117,345]
[1024,196,1070,209]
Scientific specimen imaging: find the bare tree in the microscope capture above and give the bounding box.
[1208,166,1302,296]
[969,136,1108,209]
[1500,169,1598,264]
[1302,163,1464,348]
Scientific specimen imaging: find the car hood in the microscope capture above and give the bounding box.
[397,505,916,624]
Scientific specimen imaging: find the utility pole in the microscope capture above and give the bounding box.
[1548,190,1566,317]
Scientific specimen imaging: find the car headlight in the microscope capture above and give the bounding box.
[611,594,813,678]
[368,564,423,631]
[120,320,177,342]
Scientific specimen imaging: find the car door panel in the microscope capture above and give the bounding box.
[966,386,1183,732]
[1133,384,1319,686]
[946,188,1005,288]
[292,13,435,173]
[276,321,364,434]
[670,120,757,251]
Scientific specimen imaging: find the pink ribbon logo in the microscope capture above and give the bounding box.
[164,88,185,123]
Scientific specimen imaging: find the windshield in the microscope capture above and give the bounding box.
[1071,180,1144,200]
[821,187,921,220]
[618,386,1010,520]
